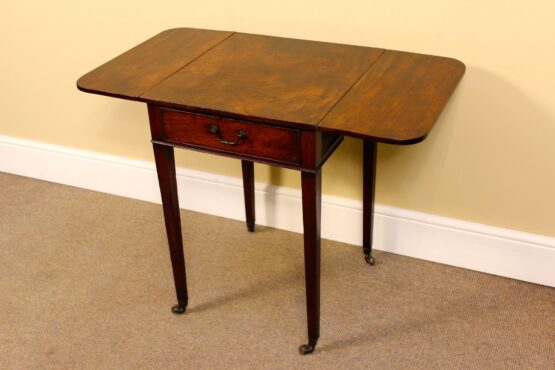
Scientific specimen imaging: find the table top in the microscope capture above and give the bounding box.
[77,28,464,144]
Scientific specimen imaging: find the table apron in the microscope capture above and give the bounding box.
[148,105,343,172]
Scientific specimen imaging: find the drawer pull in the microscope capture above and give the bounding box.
[209,125,247,146]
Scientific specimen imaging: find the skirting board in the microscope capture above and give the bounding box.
[1,134,554,287]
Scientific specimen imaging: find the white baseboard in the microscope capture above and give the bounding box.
[1,134,554,287]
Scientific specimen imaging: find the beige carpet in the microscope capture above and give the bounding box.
[0,172,553,369]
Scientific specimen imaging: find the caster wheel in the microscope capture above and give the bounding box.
[365,254,375,266]
[299,338,318,355]
[299,344,315,355]
[171,304,187,314]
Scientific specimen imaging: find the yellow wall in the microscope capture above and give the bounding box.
[1,1,554,236]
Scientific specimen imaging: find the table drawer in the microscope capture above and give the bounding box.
[160,109,300,165]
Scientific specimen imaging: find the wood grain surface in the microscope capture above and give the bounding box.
[142,32,384,128]
[77,28,465,143]
[77,28,233,100]
[319,50,465,143]
[160,108,300,165]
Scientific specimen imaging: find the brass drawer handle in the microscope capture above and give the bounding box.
[209,125,247,146]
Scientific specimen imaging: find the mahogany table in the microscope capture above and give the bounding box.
[77,28,464,354]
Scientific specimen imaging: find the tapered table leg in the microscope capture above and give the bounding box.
[363,140,377,266]
[153,143,189,314]
[299,170,322,355]
[241,160,255,232]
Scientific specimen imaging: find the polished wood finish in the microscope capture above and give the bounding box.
[143,33,384,129]
[152,143,189,313]
[319,50,466,144]
[77,27,465,355]
[300,170,322,354]
[77,28,232,100]
[159,108,301,165]
[150,105,342,173]
[241,161,255,232]
[363,141,377,265]
[300,130,321,169]
[77,27,464,142]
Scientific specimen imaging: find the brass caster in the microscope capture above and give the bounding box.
[299,344,315,355]
[298,337,318,355]
[171,304,187,314]
[365,254,375,266]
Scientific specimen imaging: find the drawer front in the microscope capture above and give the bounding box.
[160,109,300,165]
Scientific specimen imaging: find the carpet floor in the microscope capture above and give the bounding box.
[0,172,553,369]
